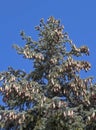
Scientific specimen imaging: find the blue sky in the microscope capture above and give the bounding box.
[0,0,96,80]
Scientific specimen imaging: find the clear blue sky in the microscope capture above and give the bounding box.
[0,0,96,80]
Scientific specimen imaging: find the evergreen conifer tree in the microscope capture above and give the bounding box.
[0,17,96,130]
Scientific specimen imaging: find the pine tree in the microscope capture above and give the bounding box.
[0,17,96,130]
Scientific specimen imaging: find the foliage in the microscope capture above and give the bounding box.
[0,17,96,130]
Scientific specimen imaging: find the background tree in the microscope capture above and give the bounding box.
[0,17,96,130]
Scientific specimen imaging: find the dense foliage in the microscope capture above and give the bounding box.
[0,17,96,130]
